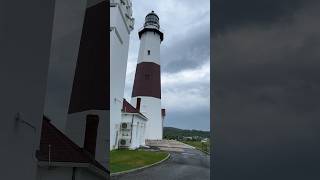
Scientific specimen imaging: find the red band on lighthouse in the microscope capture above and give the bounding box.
[68,1,109,114]
[132,62,161,99]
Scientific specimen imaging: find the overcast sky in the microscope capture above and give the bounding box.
[213,0,320,179]
[124,0,210,131]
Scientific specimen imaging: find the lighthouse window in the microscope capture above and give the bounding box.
[145,74,151,80]
[148,50,150,55]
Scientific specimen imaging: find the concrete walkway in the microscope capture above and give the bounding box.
[111,140,210,180]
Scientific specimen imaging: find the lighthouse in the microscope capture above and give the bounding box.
[131,11,164,140]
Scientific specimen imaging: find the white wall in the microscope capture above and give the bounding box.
[120,114,147,149]
[110,0,134,150]
[138,31,161,65]
[0,0,55,179]
[131,97,163,140]
[140,120,147,146]
[66,110,109,168]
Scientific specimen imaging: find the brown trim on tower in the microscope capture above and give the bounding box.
[132,62,161,99]
[68,1,109,114]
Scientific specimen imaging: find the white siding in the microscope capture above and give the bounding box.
[120,113,147,149]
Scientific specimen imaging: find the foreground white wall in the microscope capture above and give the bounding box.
[0,0,55,179]
[110,0,134,150]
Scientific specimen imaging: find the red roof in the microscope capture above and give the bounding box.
[122,99,148,119]
[36,116,108,173]
[122,99,139,113]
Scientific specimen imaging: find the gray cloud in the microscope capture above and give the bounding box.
[213,0,309,35]
[162,22,210,73]
[213,0,320,179]
[166,109,210,131]
[128,0,210,73]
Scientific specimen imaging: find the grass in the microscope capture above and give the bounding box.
[110,149,169,173]
[182,141,210,154]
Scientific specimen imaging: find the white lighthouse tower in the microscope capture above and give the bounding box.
[131,11,164,140]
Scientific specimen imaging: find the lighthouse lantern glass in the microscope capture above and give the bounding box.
[144,13,160,29]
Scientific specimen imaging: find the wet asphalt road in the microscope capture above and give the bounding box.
[111,148,210,180]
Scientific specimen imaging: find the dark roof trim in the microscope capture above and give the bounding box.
[138,27,164,42]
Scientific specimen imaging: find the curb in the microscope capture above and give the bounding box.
[180,142,210,155]
[110,153,171,176]
[196,148,210,155]
[179,142,196,149]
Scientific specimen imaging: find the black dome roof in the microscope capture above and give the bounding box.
[146,10,159,19]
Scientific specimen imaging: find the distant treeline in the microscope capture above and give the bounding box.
[163,127,210,140]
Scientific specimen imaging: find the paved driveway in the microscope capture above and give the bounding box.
[111,140,210,180]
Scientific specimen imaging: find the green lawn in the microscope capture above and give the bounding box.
[110,149,169,173]
[182,141,210,154]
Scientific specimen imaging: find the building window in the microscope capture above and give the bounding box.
[148,50,150,55]
[145,74,150,80]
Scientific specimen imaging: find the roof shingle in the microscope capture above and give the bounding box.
[122,99,148,119]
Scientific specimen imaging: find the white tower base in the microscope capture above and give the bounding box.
[131,97,162,140]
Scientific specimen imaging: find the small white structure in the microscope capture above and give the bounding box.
[118,99,148,149]
[110,0,135,150]
[131,11,165,140]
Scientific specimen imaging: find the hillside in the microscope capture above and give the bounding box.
[163,127,210,140]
